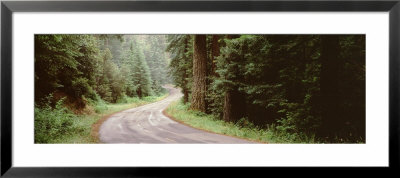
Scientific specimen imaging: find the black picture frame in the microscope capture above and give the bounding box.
[1,0,399,177]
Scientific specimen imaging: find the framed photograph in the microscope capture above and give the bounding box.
[1,0,399,176]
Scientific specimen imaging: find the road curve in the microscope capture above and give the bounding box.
[99,86,254,143]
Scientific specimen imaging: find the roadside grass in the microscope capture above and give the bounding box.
[165,100,317,144]
[34,94,168,144]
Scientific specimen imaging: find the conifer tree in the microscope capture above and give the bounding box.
[166,35,193,104]
[191,35,207,112]
[130,39,154,97]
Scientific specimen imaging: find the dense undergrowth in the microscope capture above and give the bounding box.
[165,99,318,144]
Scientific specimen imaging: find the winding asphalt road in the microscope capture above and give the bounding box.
[99,86,254,143]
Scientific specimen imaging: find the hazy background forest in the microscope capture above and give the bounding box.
[35,35,171,143]
[35,34,365,143]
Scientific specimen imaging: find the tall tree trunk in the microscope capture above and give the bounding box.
[190,35,207,112]
[223,89,246,122]
[182,70,189,104]
[223,35,246,122]
[211,35,220,77]
[183,87,189,103]
[183,37,189,104]
[319,35,341,138]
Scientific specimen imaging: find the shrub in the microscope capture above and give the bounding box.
[34,97,79,143]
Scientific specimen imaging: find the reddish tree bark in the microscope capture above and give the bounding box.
[183,37,189,104]
[190,35,207,112]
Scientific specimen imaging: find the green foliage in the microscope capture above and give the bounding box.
[167,34,365,143]
[35,34,365,143]
[166,35,193,103]
[35,35,84,105]
[116,94,140,104]
[71,77,96,99]
[35,34,169,106]
[165,100,317,143]
[35,34,172,143]
[205,80,224,117]
[213,35,364,142]
[34,96,83,143]
[131,41,154,97]
[143,35,170,94]
[35,93,168,143]
[91,97,109,113]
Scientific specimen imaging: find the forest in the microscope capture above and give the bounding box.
[167,34,365,143]
[35,35,169,106]
[35,34,365,143]
[34,35,170,143]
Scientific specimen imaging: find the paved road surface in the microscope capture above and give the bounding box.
[99,86,254,143]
